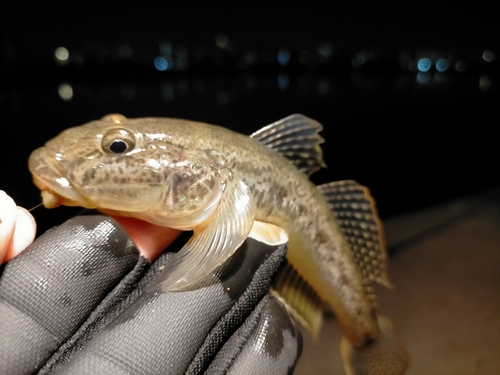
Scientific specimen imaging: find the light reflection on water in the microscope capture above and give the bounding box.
[58,83,73,101]
[44,69,492,104]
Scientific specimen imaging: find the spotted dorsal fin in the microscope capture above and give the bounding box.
[250,114,326,176]
[317,180,392,289]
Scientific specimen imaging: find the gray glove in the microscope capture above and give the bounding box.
[0,214,302,374]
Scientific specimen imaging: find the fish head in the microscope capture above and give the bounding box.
[28,114,224,229]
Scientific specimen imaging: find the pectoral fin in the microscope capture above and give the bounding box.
[161,175,255,291]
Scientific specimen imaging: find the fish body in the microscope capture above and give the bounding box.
[29,113,408,374]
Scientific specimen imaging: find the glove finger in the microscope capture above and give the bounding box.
[206,295,302,375]
[53,239,287,375]
[0,215,141,375]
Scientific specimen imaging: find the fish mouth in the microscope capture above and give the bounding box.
[28,147,97,209]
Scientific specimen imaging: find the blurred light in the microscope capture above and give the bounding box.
[161,83,175,101]
[215,33,229,49]
[435,58,449,72]
[479,75,491,90]
[154,57,169,71]
[176,46,188,59]
[55,47,69,65]
[318,43,334,58]
[176,58,189,71]
[58,83,73,101]
[278,49,290,67]
[217,92,230,106]
[351,56,360,68]
[482,50,494,62]
[55,47,69,61]
[159,40,173,56]
[416,72,431,85]
[353,50,371,67]
[408,60,417,72]
[175,46,188,69]
[357,52,368,64]
[455,60,468,72]
[434,72,446,83]
[278,73,289,90]
[317,79,330,95]
[118,44,133,58]
[417,58,432,72]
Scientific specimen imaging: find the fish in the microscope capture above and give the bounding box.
[28,113,409,374]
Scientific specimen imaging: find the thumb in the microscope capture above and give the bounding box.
[0,191,37,264]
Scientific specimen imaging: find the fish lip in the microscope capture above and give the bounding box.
[28,147,97,209]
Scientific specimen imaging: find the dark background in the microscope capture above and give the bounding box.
[1,1,498,236]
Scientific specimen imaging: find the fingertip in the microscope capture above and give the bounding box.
[10,207,37,258]
[0,191,17,263]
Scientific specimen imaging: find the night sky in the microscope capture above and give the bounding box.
[2,2,498,48]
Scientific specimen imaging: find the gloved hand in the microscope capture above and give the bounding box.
[0,200,302,374]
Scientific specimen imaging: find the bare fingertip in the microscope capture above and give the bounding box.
[10,207,37,257]
[0,192,17,262]
[16,207,37,231]
[0,191,17,218]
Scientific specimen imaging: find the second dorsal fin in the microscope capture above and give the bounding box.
[317,180,392,289]
[250,114,326,176]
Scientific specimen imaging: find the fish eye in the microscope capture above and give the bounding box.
[102,128,136,154]
[109,140,128,154]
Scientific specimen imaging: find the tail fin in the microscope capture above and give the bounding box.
[340,315,409,375]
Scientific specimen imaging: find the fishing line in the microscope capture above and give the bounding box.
[28,203,43,212]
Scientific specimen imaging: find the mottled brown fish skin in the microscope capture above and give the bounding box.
[30,116,379,347]
[179,118,379,346]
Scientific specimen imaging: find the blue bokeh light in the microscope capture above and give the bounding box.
[278,74,289,90]
[416,72,431,85]
[154,57,169,71]
[417,58,432,72]
[278,49,290,67]
[435,58,449,72]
